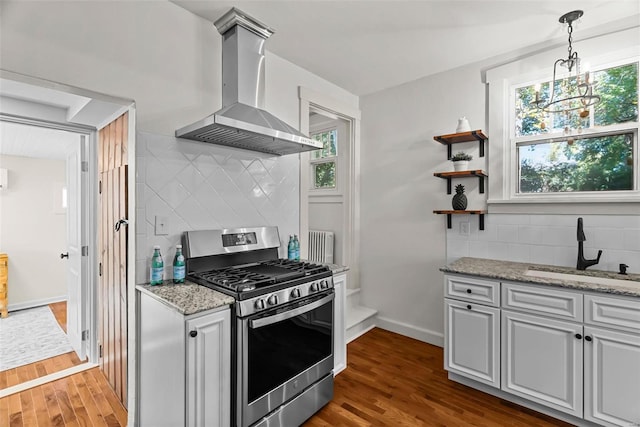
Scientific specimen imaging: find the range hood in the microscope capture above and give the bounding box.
[176,8,322,156]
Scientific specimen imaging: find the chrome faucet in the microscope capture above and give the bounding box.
[577,217,602,270]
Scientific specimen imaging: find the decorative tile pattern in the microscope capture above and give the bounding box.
[136,132,300,284]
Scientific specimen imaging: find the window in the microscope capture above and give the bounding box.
[310,129,337,189]
[512,61,638,195]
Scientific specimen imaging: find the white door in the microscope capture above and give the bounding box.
[502,310,583,417]
[186,309,231,427]
[65,137,86,360]
[445,299,500,387]
[584,326,640,427]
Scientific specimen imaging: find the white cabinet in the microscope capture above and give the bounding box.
[333,272,347,375]
[138,291,231,427]
[501,310,583,417]
[444,274,500,388]
[584,326,640,427]
[186,310,231,427]
[583,295,640,427]
[445,299,500,387]
[445,273,640,427]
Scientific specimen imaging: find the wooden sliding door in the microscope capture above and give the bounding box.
[98,111,129,407]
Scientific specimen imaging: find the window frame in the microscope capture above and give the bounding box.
[309,126,339,192]
[501,55,640,204]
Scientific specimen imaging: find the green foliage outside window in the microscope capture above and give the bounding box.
[311,129,337,188]
[515,62,638,193]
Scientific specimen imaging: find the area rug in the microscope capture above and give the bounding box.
[0,306,74,371]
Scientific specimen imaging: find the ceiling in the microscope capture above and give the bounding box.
[0,121,79,160]
[172,0,640,96]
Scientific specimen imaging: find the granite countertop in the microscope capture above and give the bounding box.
[441,257,640,297]
[137,280,235,315]
[325,263,349,274]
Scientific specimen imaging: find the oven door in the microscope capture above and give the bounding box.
[238,290,334,427]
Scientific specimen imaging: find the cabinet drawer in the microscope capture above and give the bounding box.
[502,282,582,321]
[445,275,500,306]
[585,294,640,333]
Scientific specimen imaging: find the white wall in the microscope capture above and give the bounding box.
[0,155,67,307]
[360,63,486,345]
[360,25,640,347]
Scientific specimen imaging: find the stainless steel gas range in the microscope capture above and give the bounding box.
[183,226,334,427]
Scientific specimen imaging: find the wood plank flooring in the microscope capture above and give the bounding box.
[305,328,572,427]
[2,326,573,426]
[1,368,128,427]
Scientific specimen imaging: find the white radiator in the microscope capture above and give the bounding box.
[308,230,334,264]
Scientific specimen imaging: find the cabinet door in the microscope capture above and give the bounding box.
[502,310,583,417]
[584,326,640,427]
[333,273,347,375]
[186,308,231,427]
[444,299,500,388]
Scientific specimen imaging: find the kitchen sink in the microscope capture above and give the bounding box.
[525,269,640,287]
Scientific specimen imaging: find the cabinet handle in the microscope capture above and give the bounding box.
[466,304,472,310]
[585,336,592,342]
[575,333,582,340]
[189,330,197,338]
[466,289,472,294]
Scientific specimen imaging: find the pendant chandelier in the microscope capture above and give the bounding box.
[533,10,600,119]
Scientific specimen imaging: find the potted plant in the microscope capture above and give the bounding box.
[451,151,472,171]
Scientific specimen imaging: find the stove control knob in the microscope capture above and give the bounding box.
[254,299,265,310]
[310,282,319,292]
[320,280,329,290]
[267,295,278,306]
[290,288,301,299]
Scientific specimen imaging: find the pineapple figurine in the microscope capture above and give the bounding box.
[452,184,468,210]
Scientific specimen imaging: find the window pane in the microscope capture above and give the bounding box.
[518,133,634,193]
[314,161,336,188]
[515,62,639,137]
[312,129,337,159]
[593,62,639,126]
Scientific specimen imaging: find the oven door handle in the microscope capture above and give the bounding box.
[249,293,334,329]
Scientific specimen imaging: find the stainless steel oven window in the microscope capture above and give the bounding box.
[237,291,334,427]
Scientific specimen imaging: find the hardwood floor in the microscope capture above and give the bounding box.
[1,326,573,427]
[0,368,128,427]
[305,328,572,427]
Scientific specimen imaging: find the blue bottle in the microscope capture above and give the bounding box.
[293,235,300,261]
[287,235,295,260]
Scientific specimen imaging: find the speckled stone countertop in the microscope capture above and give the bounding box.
[441,257,640,297]
[325,263,349,274]
[137,281,235,315]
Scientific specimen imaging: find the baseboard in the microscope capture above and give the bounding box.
[376,316,444,347]
[448,373,599,427]
[8,295,67,312]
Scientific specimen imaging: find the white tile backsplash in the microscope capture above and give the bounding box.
[135,131,300,284]
[447,213,640,274]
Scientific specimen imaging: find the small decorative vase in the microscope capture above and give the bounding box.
[456,117,471,133]
[452,160,468,171]
[452,184,468,210]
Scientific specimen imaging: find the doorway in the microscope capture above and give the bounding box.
[0,119,92,386]
[0,72,135,414]
[299,88,361,289]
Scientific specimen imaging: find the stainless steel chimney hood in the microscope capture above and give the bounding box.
[176,8,322,156]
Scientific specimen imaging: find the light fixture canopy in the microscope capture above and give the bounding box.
[533,10,600,116]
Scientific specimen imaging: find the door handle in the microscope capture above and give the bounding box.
[114,219,129,232]
[60,253,69,259]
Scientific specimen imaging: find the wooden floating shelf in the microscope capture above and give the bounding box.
[433,210,487,230]
[434,130,487,159]
[433,170,488,194]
